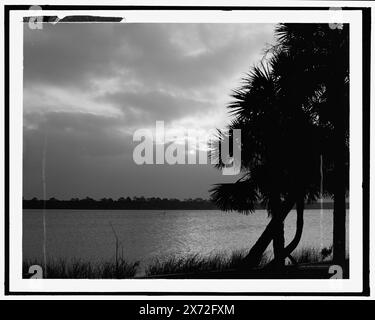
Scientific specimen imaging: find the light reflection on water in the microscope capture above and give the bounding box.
[23,209,349,265]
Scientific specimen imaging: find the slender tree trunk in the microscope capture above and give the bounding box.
[271,195,284,267]
[332,143,346,266]
[284,195,304,257]
[242,196,295,268]
[332,91,347,266]
[329,29,348,267]
[267,195,304,267]
[272,218,285,268]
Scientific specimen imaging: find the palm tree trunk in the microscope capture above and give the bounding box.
[332,140,346,266]
[242,196,295,268]
[267,195,304,267]
[332,89,347,266]
[284,195,304,258]
[329,30,348,267]
[272,218,285,268]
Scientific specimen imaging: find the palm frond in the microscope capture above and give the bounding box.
[210,180,259,214]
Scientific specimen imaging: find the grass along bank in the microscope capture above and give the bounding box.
[23,257,139,279]
[23,246,333,279]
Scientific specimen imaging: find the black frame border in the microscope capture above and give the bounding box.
[4,4,371,297]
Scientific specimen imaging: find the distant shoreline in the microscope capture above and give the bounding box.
[23,198,348,210]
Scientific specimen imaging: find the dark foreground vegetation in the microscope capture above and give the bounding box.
[23,257,139,279]
[23,246,342,279]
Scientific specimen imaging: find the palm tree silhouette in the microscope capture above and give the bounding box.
[210,23,349,270]
[211,58,323,268]
[274,24,349,266]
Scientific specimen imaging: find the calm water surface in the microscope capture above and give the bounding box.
[23,209,348,266]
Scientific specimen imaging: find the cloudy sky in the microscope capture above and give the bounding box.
[23,22,275,200]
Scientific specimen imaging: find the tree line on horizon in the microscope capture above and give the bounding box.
[23,196,216,210]
[22,196,344,210]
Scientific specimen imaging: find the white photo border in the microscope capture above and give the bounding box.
[5,5,370,296]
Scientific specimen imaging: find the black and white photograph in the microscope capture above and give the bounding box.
[2,1,372,300]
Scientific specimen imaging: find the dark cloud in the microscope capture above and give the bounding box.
[23,23,275,199]
[24,23,274,90]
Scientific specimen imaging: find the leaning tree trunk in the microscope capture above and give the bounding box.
[267,195,304,267]
[284,195,304,259]
[241,196,295,268]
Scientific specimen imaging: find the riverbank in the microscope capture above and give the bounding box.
[23,246,344,279]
